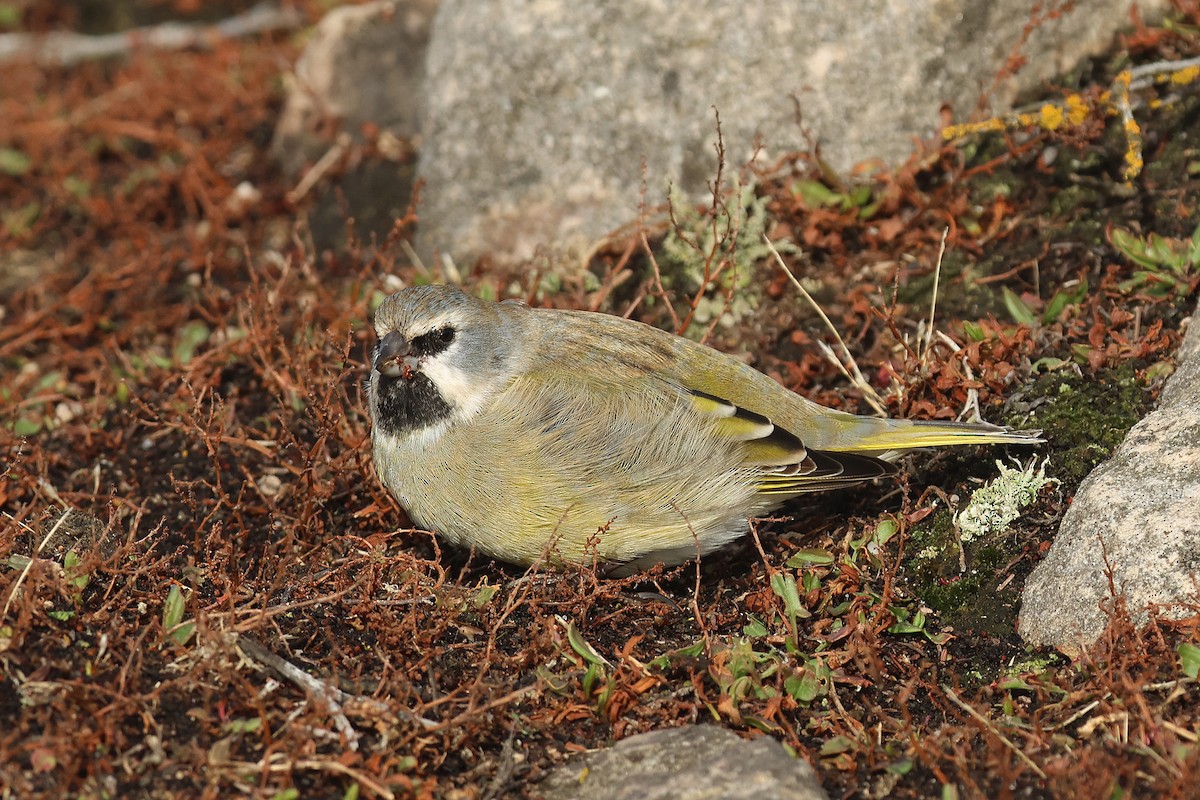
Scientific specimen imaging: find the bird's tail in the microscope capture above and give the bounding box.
[842,417,1042,460]
[790,405,1042,459]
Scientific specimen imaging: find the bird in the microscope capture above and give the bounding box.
[367,284,1039,574]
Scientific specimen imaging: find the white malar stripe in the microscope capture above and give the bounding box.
[421,356,498,424]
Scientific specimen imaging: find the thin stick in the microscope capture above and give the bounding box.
[3,509,70,619]
[227,755,395,800]
[287,133,351,204]
[0,2,302,67]
[764,235,887,416]
[943,685,1047,779]
[922,228,949,364]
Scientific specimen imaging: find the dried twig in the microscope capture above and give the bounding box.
[287,133,352,204]
[764,234,888,415]
[0,3,302,67]
[943,684,1047,780]
[3,508,70,619]
[224,755,396,800]
[920,228,949,364]
[235,633,438,753]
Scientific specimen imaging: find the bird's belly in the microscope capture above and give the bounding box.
[373,428,759,568]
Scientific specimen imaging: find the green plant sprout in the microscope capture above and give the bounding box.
[1109,221,1200,297]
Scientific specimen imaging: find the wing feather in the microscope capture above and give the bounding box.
[687,388,894,498]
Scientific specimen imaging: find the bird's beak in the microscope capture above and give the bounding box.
[373,331,411,377]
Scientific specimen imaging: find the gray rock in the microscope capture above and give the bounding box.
[272,0,437,174]
[415,0,1169,268]
[538,725,827,800]
[1019,305,1200,654]
[271,0,439,246]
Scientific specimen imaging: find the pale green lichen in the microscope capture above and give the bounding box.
[954,458,1054,542]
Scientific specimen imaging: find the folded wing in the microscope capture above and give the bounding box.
[688,389,896,498]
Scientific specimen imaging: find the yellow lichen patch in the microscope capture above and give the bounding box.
[1169,65,1200,85]
[942,118,1009,140]
[1065,94,1089,126]
[1039,103,1065,131]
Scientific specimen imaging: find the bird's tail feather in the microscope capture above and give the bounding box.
[817,416,1042,459]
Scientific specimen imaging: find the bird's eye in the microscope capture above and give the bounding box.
[411,326,456,356]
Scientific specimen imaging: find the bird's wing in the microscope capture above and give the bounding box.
[521,308,896,498]
[685,388,895,497]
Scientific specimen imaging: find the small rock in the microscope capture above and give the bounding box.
[538,725,827,800]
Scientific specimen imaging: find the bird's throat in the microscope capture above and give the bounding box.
[374,372,453,434]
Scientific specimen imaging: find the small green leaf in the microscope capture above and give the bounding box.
[7,555,32,570]
[785,548,834,567]
[164,585,185,629]
[0,147,31,175]
[1110,227,1158,269]
[961,320,987,342]
[47,610,74,621]
[1002,286,1037,326]
[998,676,1035,691]
[819,735,855,756]
[1178,642,1200,679]
[1031,357,1068,372]
[785,670,822,703]
[565,620,610,668]
[63,175,92,198]
[1185,222,1200,265]
[472,582,499,608]
[801,570,821,592]
[3,200,41,236]
[64,551,90,591]
[874,519,899,545]
[0,4,24,29]
[1041,289,1072,323]
[163,584,195,645]
[175,321,210,364]
[742,616,769,638]
[224,717,263,734]
[887,607,927,635]
[769,570,811,631]
[848,185,873,208]
[11,416,43,436]
[793,179,839,207]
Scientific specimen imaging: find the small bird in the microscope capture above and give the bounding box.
[367,284,1038,573]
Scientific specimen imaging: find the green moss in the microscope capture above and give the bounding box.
[657,179,775,338]
[1019,364,1148,486]
[1048,184,1105,217]
[904,506,1025,638]
[1002,654,1063,679]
